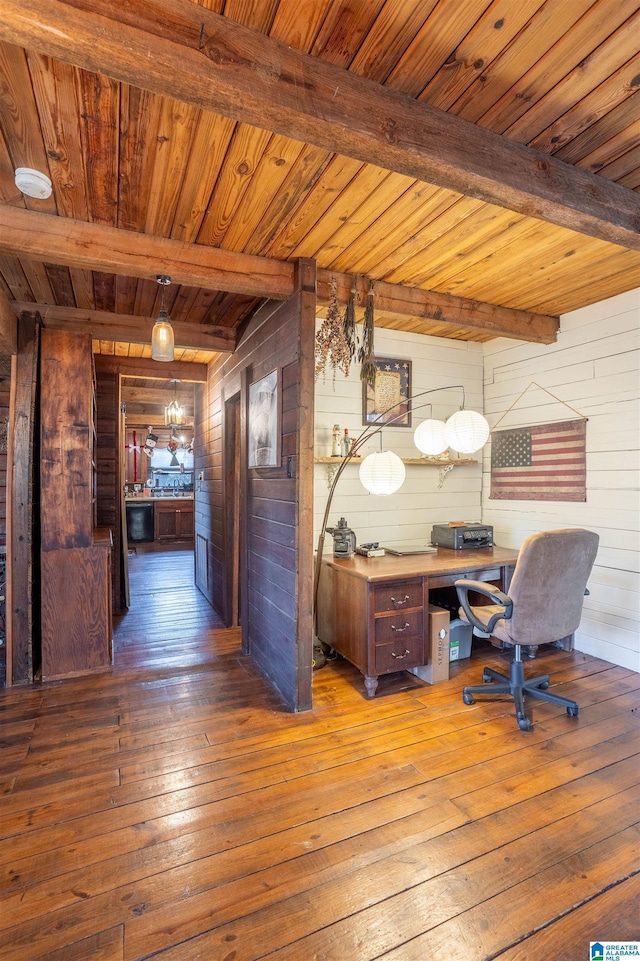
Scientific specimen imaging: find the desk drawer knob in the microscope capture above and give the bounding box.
[391,649,411,659]
[391,622,410,633]
[390,594,410,608]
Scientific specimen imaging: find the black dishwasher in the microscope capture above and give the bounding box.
[126,501,155,543]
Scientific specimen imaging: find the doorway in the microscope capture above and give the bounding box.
[119,376,202,635]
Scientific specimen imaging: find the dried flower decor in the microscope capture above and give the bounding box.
[343,277,357,363]
[315,278,353,383]
[358,279,376,387]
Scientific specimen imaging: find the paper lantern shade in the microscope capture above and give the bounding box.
[359,450,406,495]
[444,409,490,453]
[413,419,448,455]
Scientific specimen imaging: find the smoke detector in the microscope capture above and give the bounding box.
[14,167,52,199]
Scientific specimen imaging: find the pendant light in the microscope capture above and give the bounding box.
[151,274,174,362]
[165,380,185,427]
[359,450,406,495]
[413,417,449,455]
[444,408,490,453]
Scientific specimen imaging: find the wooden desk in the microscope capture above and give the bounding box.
[317,546,519,697]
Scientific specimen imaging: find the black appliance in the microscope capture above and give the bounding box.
[126,501,155,543]
[431,523,493,549]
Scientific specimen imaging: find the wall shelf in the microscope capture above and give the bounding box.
[314,456,478,488]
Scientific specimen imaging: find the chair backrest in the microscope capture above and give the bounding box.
[504,529,599,647]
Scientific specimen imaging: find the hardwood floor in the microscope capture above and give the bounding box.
[0,549,638,960]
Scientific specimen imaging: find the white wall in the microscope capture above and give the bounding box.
[482,288,640,671]
[314,326,485,553]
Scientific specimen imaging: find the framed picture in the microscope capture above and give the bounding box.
[248,368,281,468]
[363,357,412,427]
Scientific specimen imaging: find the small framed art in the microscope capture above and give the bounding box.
[363,357,412,427]
[248,368,281,468]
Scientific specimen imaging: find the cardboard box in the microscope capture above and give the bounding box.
[408,604,450,684]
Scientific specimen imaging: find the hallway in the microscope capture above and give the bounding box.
[113,548,226,672]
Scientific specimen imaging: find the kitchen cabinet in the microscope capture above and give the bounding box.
[154,499,194,543]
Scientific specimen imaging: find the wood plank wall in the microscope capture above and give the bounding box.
[195,260,316,711]
[482,287,640,672]
[95,369,122,612]
[0,362,9,546]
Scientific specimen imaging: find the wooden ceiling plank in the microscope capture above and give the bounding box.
[309,0,386,69]
[19,258,55,304]
[0,255,33,302]
[420,0,548,114]
[475,0,639,133]
[26,53,90,221]
[528,52,640,156]
[3,1,639,249]
[117,85,164,232]
[264,153,363,260]
[269,0,332,51]
[312,171,415,268]
[333,185,464,277]
[69,266,95,310]
[170,111,236,243]
[196,123,272,248]
[77,66,119,226]
[524,253,640,315]
[597,144,640,183]
[559,103,640,170]
[348,0,436,85]
[506,11,640,145]
[242,143,334,256]
[144,96,200,237]
[114,274,138,317]
[384,0,493,98]
[316,269,558,344]
[0,205,295,299]
[11,301,236,352]
[380,198,511,286]
[291,163,393,259]
[0,41,57,214]
[222,133,306,252]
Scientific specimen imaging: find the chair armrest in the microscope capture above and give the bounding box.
[454,579,513,633]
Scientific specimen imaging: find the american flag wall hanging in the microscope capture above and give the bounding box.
[490,418,587,501]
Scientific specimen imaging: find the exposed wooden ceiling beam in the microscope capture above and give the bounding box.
[0,207,557,343]
[95,354,207,382]
[0,206,293,301]
[0,288,17,355]
[12,300,235,353]
[2,0,639,251]
[317,272,559,345]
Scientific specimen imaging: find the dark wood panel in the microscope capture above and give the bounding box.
[40,545,111,680]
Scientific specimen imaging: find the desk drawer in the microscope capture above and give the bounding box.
[375,610,423,645]
[374,580,423,613]
[429,567,502,589]
[375,629,424,673]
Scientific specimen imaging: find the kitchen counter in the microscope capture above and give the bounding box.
[125,493,194,501]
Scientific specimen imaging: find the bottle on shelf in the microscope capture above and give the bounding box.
[331,424,342,457]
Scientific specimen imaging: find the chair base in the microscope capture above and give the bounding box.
[462,647,579,731]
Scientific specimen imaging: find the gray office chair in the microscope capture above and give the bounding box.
[455,528,599,731]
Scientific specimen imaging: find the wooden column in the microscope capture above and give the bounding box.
[6,314,40,685]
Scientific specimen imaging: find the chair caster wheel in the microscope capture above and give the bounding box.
[539,681,549,689]
[463,693,475,705]
[517,716,532,731]
[482,672,492,683]
[567,706,579,717]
